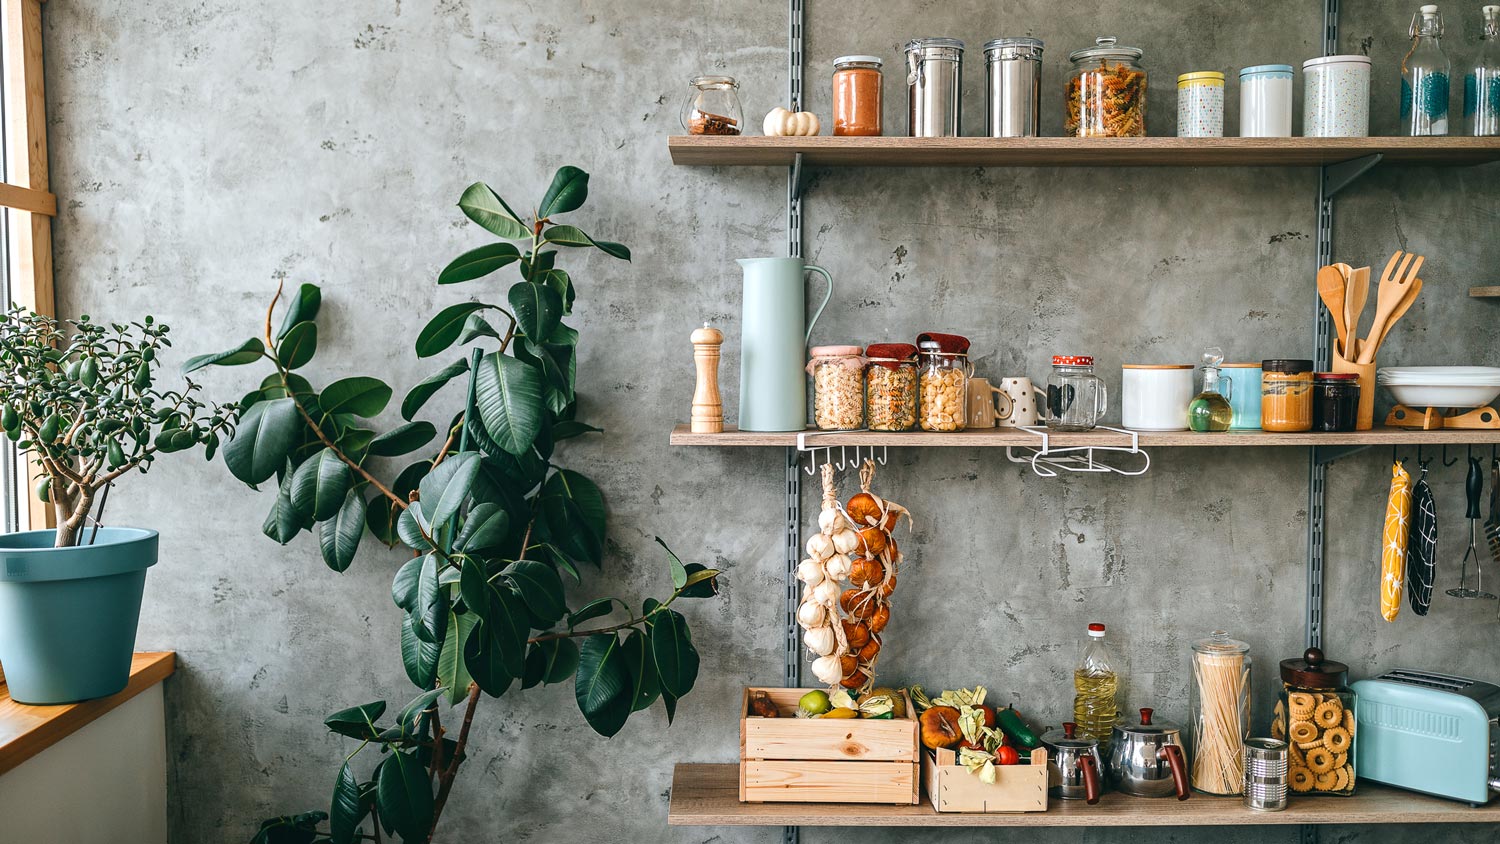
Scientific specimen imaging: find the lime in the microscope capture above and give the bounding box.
[799,690,831,715]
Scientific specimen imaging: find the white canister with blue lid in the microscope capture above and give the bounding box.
[1240,64,1294,137]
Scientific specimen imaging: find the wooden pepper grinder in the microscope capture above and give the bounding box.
[691,323,724,433]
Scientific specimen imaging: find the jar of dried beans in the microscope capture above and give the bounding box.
[917,334,972,432]
[1066,37,1147,137]
[864,343,918,431]
[681,75,743,135]
[808,345,866,431]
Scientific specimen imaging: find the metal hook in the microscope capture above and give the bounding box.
[878,446,888,466]
[1418,443,1433,469]
[837,446,847,471]
[1442,443,1459,467]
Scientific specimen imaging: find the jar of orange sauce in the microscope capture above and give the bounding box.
[833,56,883,136]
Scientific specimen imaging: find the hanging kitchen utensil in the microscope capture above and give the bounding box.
[1407,459,1437,616]
[1344,265,1370,361]
[1446,452,1496,599]
[1358,251,1424,365]
[1316,265,1350,356]
[1380,459,1413,622]
[1486,446,1500,566]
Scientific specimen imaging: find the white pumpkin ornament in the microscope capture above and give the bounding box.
[763,106,821,136]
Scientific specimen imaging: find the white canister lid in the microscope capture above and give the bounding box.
[1303,54,1372,70]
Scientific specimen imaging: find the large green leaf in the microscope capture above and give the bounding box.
[329,761,363,844]
[455,502,509,553]
[391,555,423,611]
[251,811,327,844]
[400,615,440,689]
[367,421,437,458]
[325,700,386,741]
[543,224,631,261]
[543,470,606,541]
[321,377,392,418]
[396,687,446,737]
[538,165,589,217]
[507,281,562,343]
[278,283,322,340]
[412,553,447,644]
[569,597,619,627]
[522,638,580,689]
[438,242,521,285]
[277,321,318,369]
[291,448,352,522]
[518,337,574,415]
[181,337,264,374]
[415,302,491,359]
[462,574,528,698]
[551,419,602,441]
[457,181,530,239]
[622,628,661,712]
[677,563,722,599]
[319,490,366,573]
[262,466,305,544]
[458,312,501,344]
[436,610,479,706]
[574,633,631,737]
[651,609,700,698]
[472,352,543,455]
[503,559,565,625]
[539,268,575,315]
[418,452,479,532]
[396,506,433,551]
[375,751,432,843]
[225,397,302,485]
[402,358,468,421]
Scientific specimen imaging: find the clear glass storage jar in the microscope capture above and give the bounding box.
[1261,359,1314,432]
[1046,355,1108,432]
[1066,37,1147,137]
[681,75,743,135]
[834,56,883,136]
[1189,630,1252,796]
[918,340,971,432]
[1273,648,1355,797]
[1313,372,1360,432]
[865,343,918,432]
[808,345,866,431]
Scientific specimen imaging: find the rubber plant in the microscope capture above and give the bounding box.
[0,309,235,546]
[191,167,722,844]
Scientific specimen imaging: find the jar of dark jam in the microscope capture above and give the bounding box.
[1313,373,1360,432]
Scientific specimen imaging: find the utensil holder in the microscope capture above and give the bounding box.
[1331,349,1375,430]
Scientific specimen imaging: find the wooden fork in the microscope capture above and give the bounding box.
[1359,251,1424,364]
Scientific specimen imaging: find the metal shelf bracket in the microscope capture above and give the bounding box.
[790,152,808,202]
[1004,426,1152,477]
[1324,153,1383,197]
[1314,443,1373,465]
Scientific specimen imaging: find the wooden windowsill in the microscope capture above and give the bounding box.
[0,651,175,776]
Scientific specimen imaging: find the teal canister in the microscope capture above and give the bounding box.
[736,257,834,431]
[1222,362,1263,430]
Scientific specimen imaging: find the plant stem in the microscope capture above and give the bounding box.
[527,593,680,644]
[428,703,444,779]
[425,682,481,843]
[279,368,407,510]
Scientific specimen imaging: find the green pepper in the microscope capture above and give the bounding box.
[997,705,1040,749]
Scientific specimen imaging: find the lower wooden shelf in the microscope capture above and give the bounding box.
[671,424,1500,448]
[668,763,1500,827]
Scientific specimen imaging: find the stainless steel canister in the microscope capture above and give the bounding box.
[1243,738,1289,811]
[983,38,1043,137]
[906,37,964,136]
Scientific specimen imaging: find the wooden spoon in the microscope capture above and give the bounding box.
[1317,265,1349,356]
[1359,252,1423,364]
[1344,265,1370,361]
[1364,276,1424,361]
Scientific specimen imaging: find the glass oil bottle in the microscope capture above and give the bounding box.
[1188,347,1233,432]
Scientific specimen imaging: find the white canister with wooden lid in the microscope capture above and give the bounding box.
[1122,364,1194,430]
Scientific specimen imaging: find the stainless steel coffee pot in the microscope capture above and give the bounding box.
[1040,721,1103,803]
[1109,707,1190,799]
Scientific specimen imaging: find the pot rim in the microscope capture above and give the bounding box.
[0,527,159,583]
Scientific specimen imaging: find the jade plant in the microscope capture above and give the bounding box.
[0,309,236,546]
[191,167,721,844]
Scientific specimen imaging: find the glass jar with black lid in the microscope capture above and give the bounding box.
[1313,372,1360,432]
[1273,648,1356,796]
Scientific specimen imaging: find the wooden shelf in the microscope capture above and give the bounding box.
[0,651,175,777]
[669,136,1500,168]
[668,763,1500,827]
[1471,286,1500,298]
[671,424,1500,448]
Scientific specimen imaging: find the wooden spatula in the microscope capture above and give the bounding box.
[1365,276,1423,359]
[1359,252,1424,364]
[1317,265,1349,356]
[1344,265,1370,361]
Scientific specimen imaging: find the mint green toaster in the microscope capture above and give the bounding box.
[1352,669,1500,805]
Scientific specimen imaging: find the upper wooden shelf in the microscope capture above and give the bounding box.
[1471,286,1500,298]
[672,424,1500,448]
[0,651,175,777]
[668,763,1500,827]
[668,136,1500,168]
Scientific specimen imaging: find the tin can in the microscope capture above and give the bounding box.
[1304,55,1371,137]
[1240,64,1294,137]
[1243,738,1289,811]
[984,38,1043,137]
[1177,71,1225,137]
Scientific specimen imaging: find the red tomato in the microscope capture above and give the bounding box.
[995,746,1021,766]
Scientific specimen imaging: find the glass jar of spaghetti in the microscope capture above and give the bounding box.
[808,345,866,431]
[865,343,918,431]
[1261,359,1314,432]
[1066,37,1147,137]
[1274,648,1355,796]
[1188,630,1252,796]
[833,56,883,136]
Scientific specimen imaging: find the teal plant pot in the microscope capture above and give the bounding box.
[0,527,158,704]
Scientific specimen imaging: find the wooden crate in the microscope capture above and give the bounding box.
[923,746,1049,813]
[739,687,920,804]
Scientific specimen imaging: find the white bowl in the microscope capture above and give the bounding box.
[1383,382,1500,409]
[1378,366,1500,383]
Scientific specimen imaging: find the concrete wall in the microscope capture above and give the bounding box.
[42,1,1499,842]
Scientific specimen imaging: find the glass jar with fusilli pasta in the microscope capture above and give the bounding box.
[864,343,918,432]
[1066,37,1147,137]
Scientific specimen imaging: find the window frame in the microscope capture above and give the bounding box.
[2,0,56,532]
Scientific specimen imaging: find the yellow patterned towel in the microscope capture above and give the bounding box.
[1381,460,1412,622]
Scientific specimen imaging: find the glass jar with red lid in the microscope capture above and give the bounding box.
[1046,355,1108,431]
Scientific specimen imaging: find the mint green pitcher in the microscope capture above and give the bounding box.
[737,257,834,432]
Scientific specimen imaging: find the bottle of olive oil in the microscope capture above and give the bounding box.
[1073,622,1120,743]
[1188,347,1233,432]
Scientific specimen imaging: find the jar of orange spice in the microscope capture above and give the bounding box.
[833,56,883,136]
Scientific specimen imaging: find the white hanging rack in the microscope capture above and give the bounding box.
[1005,425,1152,478]
[795,431,888,476]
